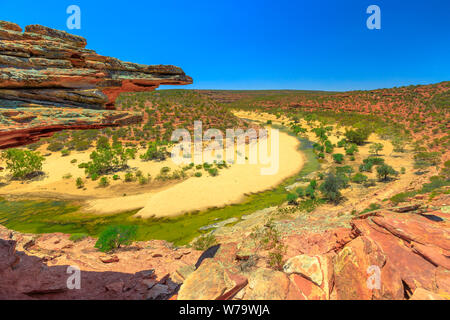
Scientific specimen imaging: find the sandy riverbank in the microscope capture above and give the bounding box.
[88,129,304,217]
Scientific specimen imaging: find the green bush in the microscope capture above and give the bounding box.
[194,172,203,177]
[192,233,217,251]
[140,141,169,161]
[413,152,441,170]
[295,187,304,197]
[81,142,131,177]
[351,173,368,184]
[345,128,370,145]
[98,177,109,187]
[76,177,84,189]
[319,172,347,203]
[369,143,384,155]
[1,149,44,179]
[47,141,64,152]
[61,149,70,157]
[305,185,316,199]
[95,225,138,253]
[332,153,344,164]
[208,168,219,177]
[376,164,398,181]
[124,172,135,182]
[286,193,298,204]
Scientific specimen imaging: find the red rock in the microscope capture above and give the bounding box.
[99,255,119,264]
[410,288,446,300]
[0,20,192,149]
[288,274,326,300]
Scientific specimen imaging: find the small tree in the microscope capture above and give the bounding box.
[345,128,370,145]
[369,143,384,156]
[319,172,347,203]
[376,164,398,181]
[1,149,44,179]
[95,225,138,253]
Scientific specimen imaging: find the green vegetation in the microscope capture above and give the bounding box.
[344,128,370,145]
[192,233,217,251]
[140,141,169,161]
[1,149,44,179]
[319,172,347,203]
[332,153,344,164]
[94,225,138,253]
[376,164,398,181]
[351,172,368,184]
[80,141,134,179]
[369,143,384,155]
[69,233,88,242]
[413,152,441,170]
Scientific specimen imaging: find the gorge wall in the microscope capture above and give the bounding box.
[0,21,192,149]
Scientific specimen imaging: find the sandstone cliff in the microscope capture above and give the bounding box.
[0,21,192,148]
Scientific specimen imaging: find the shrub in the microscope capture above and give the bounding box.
[69,233,88,242]
[47,141,64,152]
[319,172,347,203]
[413,152,441,170]
[124,172,135,182]
[208,168,219,177]
[76,177,84,189]
[61,149,70,157]
[369,143,384,155]
[1,149,44,179]
[63,173,72,179]
[194,172,202,177]
[98,177,109,187]
[140,141,169,161]
[112,174,120,181]
[192,233,217,251]
[351,173,368,184]
[286,193,298,205]
[376,164,398,181]
[345,128,370,145]
[81,142,131,177]
[333,153,344,164]
[95,225,138,253]
[345,143,358,156]
[138,174,151,185]
[305,185,316,199]
[295,187,304,197]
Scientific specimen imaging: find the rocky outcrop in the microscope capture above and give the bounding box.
[0,195,448,300]
[0,21,192,149]
[177,195,450,300]
[0,225,201,300]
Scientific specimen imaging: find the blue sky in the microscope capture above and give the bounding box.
[1,0,449,91]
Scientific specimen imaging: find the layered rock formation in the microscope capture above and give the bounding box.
[0,21,192,148]
[176,194,450,300]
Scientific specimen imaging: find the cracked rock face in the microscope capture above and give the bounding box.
[0,21,193,149]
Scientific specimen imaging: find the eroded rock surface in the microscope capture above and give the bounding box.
[0,21,192,148]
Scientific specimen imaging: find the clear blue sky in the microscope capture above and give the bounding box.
[1,0,449,91]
